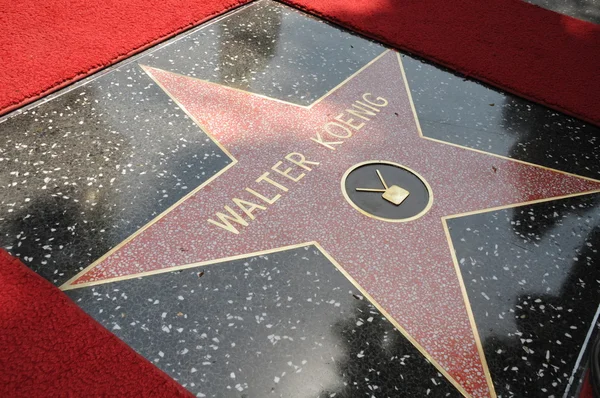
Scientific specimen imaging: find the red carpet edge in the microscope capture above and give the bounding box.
[280,0,600,126]
[0,249,194,397]
[0,0,251,117]
[0,0,599,124]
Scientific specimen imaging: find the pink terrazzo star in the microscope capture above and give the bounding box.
[63,51,600,397]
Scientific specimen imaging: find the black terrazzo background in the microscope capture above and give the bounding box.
[143,0,384,106]
[67,246,460,397]
[449,192,600,397]
[0,66,230,285]
[0,1,383,286]
[401,55,600,181]
[2,1,600,396]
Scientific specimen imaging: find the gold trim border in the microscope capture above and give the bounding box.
[441,188,600,398]
[307,50,389,109]
[340,160,434,223]
[60,49,389,290]
[63,240,471,397]
[396,52,600,185]
[139,49,390,110]
[57,44,600,398]
[314,242,471,397]
[60,64,241,289]
[397,50,600,397]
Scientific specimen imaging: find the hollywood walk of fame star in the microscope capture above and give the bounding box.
[61,50,600,397]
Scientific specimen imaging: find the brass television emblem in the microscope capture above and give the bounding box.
[341,160,432,222]
[356,169,410,206]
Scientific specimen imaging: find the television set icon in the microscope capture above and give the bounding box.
[355,169,410,206]
[382,185,410,206]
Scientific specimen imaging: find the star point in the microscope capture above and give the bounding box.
[63,51,600,398]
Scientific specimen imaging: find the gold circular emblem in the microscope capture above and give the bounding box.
[341,160,433,222]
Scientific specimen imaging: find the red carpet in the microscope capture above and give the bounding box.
[1,0,599,125]
[0,0,249,116]
[283,0,600,126]
[0,249,193,397]
[1,0,599,395]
